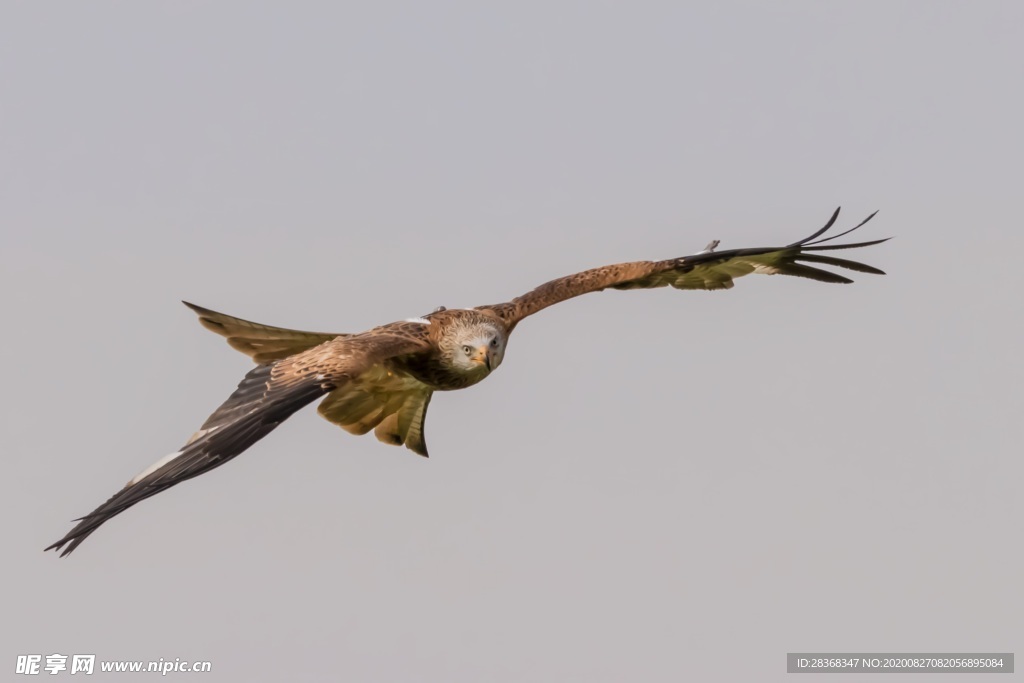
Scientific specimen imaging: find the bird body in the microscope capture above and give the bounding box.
[47,208,887,556]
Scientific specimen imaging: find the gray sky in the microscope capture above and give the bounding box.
[3,2,1021,681]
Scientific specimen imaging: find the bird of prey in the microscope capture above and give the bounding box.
[46,208,887,556]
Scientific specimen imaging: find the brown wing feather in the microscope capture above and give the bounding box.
[183,301,348,363]
[477,261,661,330]
[318,368,434,457]
[46,329,432,556]
[478,208,887,329]
[369,389,432,456]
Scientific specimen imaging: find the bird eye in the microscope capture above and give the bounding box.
[462,345,473,356]
[490,338,498,347]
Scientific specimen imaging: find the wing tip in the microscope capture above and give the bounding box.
[44,536,77,558]
[182,301,220,323]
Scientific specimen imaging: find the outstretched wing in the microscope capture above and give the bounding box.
[184,301,348,363]
[45,331,430,556]
[477,208,887,330]
[318,377,434,457]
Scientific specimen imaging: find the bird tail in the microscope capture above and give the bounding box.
[183,301,348,364]
[45,363,331,557]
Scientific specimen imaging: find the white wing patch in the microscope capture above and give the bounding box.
[403,317,430,324]
[128,450,185,485]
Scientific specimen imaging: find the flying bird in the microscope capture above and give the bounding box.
[47,208,887,556]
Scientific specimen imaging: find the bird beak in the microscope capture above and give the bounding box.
[473,345,492,371]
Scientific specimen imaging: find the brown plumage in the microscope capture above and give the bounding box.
[47,207,887,556]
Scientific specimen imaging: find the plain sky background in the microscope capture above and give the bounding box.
[2,2,1021,681]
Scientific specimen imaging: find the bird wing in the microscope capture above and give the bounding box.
[183,301,348,363]
[315,319,437,457]
[476,208,887,330]
[46,330,431,556]
[318,375,434,457]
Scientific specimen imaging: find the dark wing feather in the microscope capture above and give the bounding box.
[45,364,328,556]
[794,253,886,274]
[477,208,888,329]
[183,301,347,364]
[46,331,431,556]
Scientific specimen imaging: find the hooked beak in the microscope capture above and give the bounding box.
[472,345,492,371]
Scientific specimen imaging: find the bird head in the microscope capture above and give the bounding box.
[444,319,506,375]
